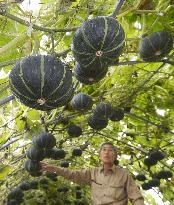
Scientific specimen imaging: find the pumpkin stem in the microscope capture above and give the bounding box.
[37,98,46,105]
[110,0,126,18]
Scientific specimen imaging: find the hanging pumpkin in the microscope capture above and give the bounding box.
[74,62,108,85]
[88,114,108,130]
[9,55,74,111]
[70,92,93,111]
[67,124,82,137]
[32,132,56,149]
[139,30,173,61]
[26,146,45,161]
[109,108,124,121]
[72,16,125,68]
[93,102,113,118]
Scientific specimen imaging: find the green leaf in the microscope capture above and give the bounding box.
[0,165,12,180]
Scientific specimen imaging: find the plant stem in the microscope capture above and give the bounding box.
[110,0,126,18]
[0,95,15,107]
[0,11,78,33]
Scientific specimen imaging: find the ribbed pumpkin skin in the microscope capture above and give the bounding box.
[32,132,56,149]
[136,174,146,181]
[139,31,173,61]
[26,146,45,161]
[88,115,108,130]
[49,148,66,160]
[157,170,173,179]
[72,16,125,68]
[9,55,74,111]
[93,102,113,118]
[72,148,82,156]
[74,62,108,84]
[7,188,24,200]
[24,159,41,173]
[71,93,93,111]
[67,125,82,137]
[109,108,124,121]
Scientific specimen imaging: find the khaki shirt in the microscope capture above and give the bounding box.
[55,165,144,205]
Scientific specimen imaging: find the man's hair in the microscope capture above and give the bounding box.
[99,142,118,154]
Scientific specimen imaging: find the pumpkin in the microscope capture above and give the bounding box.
[142,182,151,190]
[157,170,173,179]
[144,157,157,167]
[74,62,108,85]
[72,16,125,68]
[109,108,124,121]
[93,102,113,118]
[139,31,173,61]
[32,132,56,149]
[88,114,108,130]
[72,148,82,156]
[26,146,45,161]
[7,188,24,201]
[149,150,165,161]
[71,93,93,111]
[135,174,146,181]
[60,161,69,168]
[45,172,58,180]
[24,159,42,173]
[29,180,38,189]
[9,55,74,111]
[148,178,160,187]
[49,148,66,160]
[19,182,31,191]
[67,125,82,137]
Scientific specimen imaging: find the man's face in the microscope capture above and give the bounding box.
[99,144,117,165]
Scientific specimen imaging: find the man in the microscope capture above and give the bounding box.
[41,142,144,205]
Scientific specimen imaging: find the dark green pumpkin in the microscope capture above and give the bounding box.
[135,174,146,181]
[49,148,66,160]
[139,31,173,61]
[157,170,173,179]
[60,161,69,168]
[88,114,108,130]
[32,132,56,149]
[142,182,151,190]
[71,93,93,111]
[9,55,74,111]
[93,102,113,118]
[72,148,82,157]
[149,150,165,161]
[18,181,31,191]
[74,62,108,85]
[72,16,125,68]
[26,146,45,161]
[148,178,160,187]
[24,159,42,173]
[67,125,82,137]
[7,187,24,200]
[109,108,124,121]
[144,157,157,167]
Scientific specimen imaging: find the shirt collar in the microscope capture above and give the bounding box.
[99,164,117,174]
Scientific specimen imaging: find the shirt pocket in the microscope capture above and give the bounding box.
[91,180,102,198]
[109,184,127,201]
